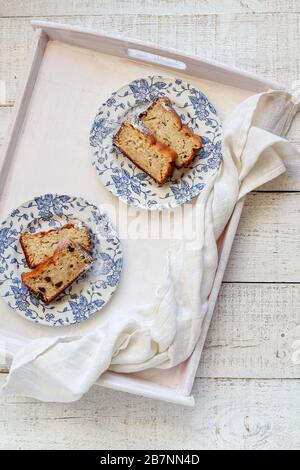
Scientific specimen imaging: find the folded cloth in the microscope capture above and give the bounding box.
[1,90,299,402]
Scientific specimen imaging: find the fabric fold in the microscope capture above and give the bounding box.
[1,90,299,402]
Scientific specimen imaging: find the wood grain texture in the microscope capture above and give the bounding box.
[0,107,12,146]
[199,283,300,378]
[259,160,300,191]
[1,1,300,451]
[0,373,299,450]
[1,1,299,17]
[1,12,300,104]
[259,113,300,191]
[0,108,299,282]
[224,192,300,282]
[0,283,300,379]
[0,283,299,379]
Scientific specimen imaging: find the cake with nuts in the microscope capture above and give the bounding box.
[21,239,93,304]
[20,222,92,269]
[114,120,177,184]
[140,96,202,168]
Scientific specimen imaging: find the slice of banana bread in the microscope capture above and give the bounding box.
[20,222,92,269]
[113,121,177,184]
[140,97,202,168]
[21,239,93,304]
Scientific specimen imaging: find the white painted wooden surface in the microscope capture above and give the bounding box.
[0,0,300,450]
[0,374,299,450]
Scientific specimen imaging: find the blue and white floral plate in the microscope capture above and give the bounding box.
[90,75,222,210]
[0,194,122,327]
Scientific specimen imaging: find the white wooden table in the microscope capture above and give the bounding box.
[0,0,300,450]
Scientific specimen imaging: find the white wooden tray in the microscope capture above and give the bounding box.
[0,21,285,406]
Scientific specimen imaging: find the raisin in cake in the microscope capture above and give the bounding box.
[140,97,202,168]
[113,121,177,184]
[20,222,92,268]
[21,239,93,304]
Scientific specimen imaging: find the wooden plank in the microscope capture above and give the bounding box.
[259,113,300,191]
[0,113,293,192]
[199,283,300,379]
[0,94,294,175]
[0,11,300,190]
[1,13,300,104]
[0,107,12,146]
[224,192,300,282]
[259,161,300,191]
[1,1,299,18]
[1,106,299,189]
[1,106,299,190]
[1,112,300,280]
[0,374,299,449]
[1,282,299,379]
[0,2,298,452]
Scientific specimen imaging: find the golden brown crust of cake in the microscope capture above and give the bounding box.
[140,96,202,169]
[20,222,92,269]
[113,122,177,184]
[21,239,93,304]
[20,235,35,269]
[179,124,202,168]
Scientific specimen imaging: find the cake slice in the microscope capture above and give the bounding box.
[113,121,177,184]
[21,239,93,304]
[140,96,202,168]
[20,222,92,269]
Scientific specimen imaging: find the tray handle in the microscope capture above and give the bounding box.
[127,48,187,71]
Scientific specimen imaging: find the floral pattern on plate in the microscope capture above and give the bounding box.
[0,194,122,327]
[90,76,222,210]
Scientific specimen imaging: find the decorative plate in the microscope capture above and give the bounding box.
[90,75,222,210]
[0,194,122,327]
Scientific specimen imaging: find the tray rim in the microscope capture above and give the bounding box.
[0,21,285,406]
[31,20,286,93]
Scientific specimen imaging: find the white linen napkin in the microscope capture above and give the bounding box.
[1,90,299,402]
